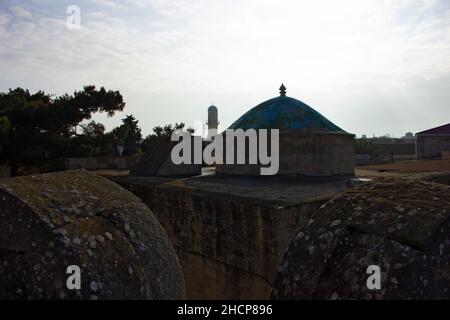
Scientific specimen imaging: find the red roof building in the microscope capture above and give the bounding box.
[416,123,450,135]
[416,123,450,159]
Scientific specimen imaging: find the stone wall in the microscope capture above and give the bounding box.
[64,155,140,171]
[216,131,355,176]
[374,142,416,155]
[113,176,334,299]
[416,135,450,159]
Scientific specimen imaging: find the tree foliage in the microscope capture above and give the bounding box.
[355,138,383,159]
[0,86,198,176]
[111,115,142,156]
[141,122,194,153]
[0,86,125,176]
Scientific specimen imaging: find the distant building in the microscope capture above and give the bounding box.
[401,132,415,143]
[403,132,414,139]
[416,123,450,159]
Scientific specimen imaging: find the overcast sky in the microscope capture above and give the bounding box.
[1,0,449,137]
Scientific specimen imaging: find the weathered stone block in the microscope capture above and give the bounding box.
[0,170,185,299]
[272,178,450,299]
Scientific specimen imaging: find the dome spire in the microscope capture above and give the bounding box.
[279,83,286,96]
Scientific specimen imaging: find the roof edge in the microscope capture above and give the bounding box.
[416,123,450,135]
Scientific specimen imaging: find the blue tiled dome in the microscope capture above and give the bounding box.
[228,96,345,133]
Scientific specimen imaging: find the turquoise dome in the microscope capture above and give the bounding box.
[228,96,345,133]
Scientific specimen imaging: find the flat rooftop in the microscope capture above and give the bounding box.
[108,168,352,207]
[101,159,450,208]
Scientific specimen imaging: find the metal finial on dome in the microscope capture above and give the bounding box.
[279,83,286,96]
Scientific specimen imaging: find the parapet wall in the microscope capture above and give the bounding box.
[64,155,140,171]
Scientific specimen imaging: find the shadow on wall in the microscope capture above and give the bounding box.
[0,165,9,178]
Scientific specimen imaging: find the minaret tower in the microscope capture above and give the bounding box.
[207,104,219,139]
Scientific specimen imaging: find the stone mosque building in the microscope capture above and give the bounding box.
[132,84,354,177]
[216,84,355,176]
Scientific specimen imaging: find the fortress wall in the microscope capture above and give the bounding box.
[113,178,329,299]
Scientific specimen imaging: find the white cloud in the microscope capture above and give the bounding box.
[0,13,11,26]
[9,6,33,18]
[0,0,450,136]
[89,0,123,10]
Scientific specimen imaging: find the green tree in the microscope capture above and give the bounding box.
[68,121,107,158]
[141,122,194,153]
[355,138,383,160]
[111,114,142,156]
[0,115,10,154]
[0,86,125,176]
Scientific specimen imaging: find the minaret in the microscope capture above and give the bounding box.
[207,104,219,139]
[279,83,286,96]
